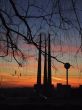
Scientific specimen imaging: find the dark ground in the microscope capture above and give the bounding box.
[0,86,82,110]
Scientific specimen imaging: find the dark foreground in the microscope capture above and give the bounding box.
[0,86,82,110]
[0,103,82,110]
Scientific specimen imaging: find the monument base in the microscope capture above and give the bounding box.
[34,84,43,92]
[34,83,54,97]
[42,84,54,96]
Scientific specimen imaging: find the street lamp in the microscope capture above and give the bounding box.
[64,63,70,85]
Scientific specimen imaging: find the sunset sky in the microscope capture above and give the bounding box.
[0,44,82,88]
[0,0,82,88]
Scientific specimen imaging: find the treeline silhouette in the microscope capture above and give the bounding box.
[0,85,82,109]
[0,85,82,100]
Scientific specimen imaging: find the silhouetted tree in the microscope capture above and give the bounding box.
[0,0,82,67]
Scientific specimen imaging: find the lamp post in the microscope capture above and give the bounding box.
[64,63,70,85]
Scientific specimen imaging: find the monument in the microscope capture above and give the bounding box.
[34,33,54,92]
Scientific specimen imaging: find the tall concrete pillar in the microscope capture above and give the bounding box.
[48,34,52,85]
[37,34,41,85]
[43,36,47,85]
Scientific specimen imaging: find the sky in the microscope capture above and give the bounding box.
[0,44,82,88]
[0,0,82,88]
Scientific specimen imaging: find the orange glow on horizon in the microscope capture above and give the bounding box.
[0,72,82,88]
[0,44,82,88]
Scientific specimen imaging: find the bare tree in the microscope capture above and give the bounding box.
[0,0,82,68]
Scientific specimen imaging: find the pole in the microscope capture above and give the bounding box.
[66,69,68,85]
[43,36,47,85]
[37,34,41,84]
[48,34,51,85]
